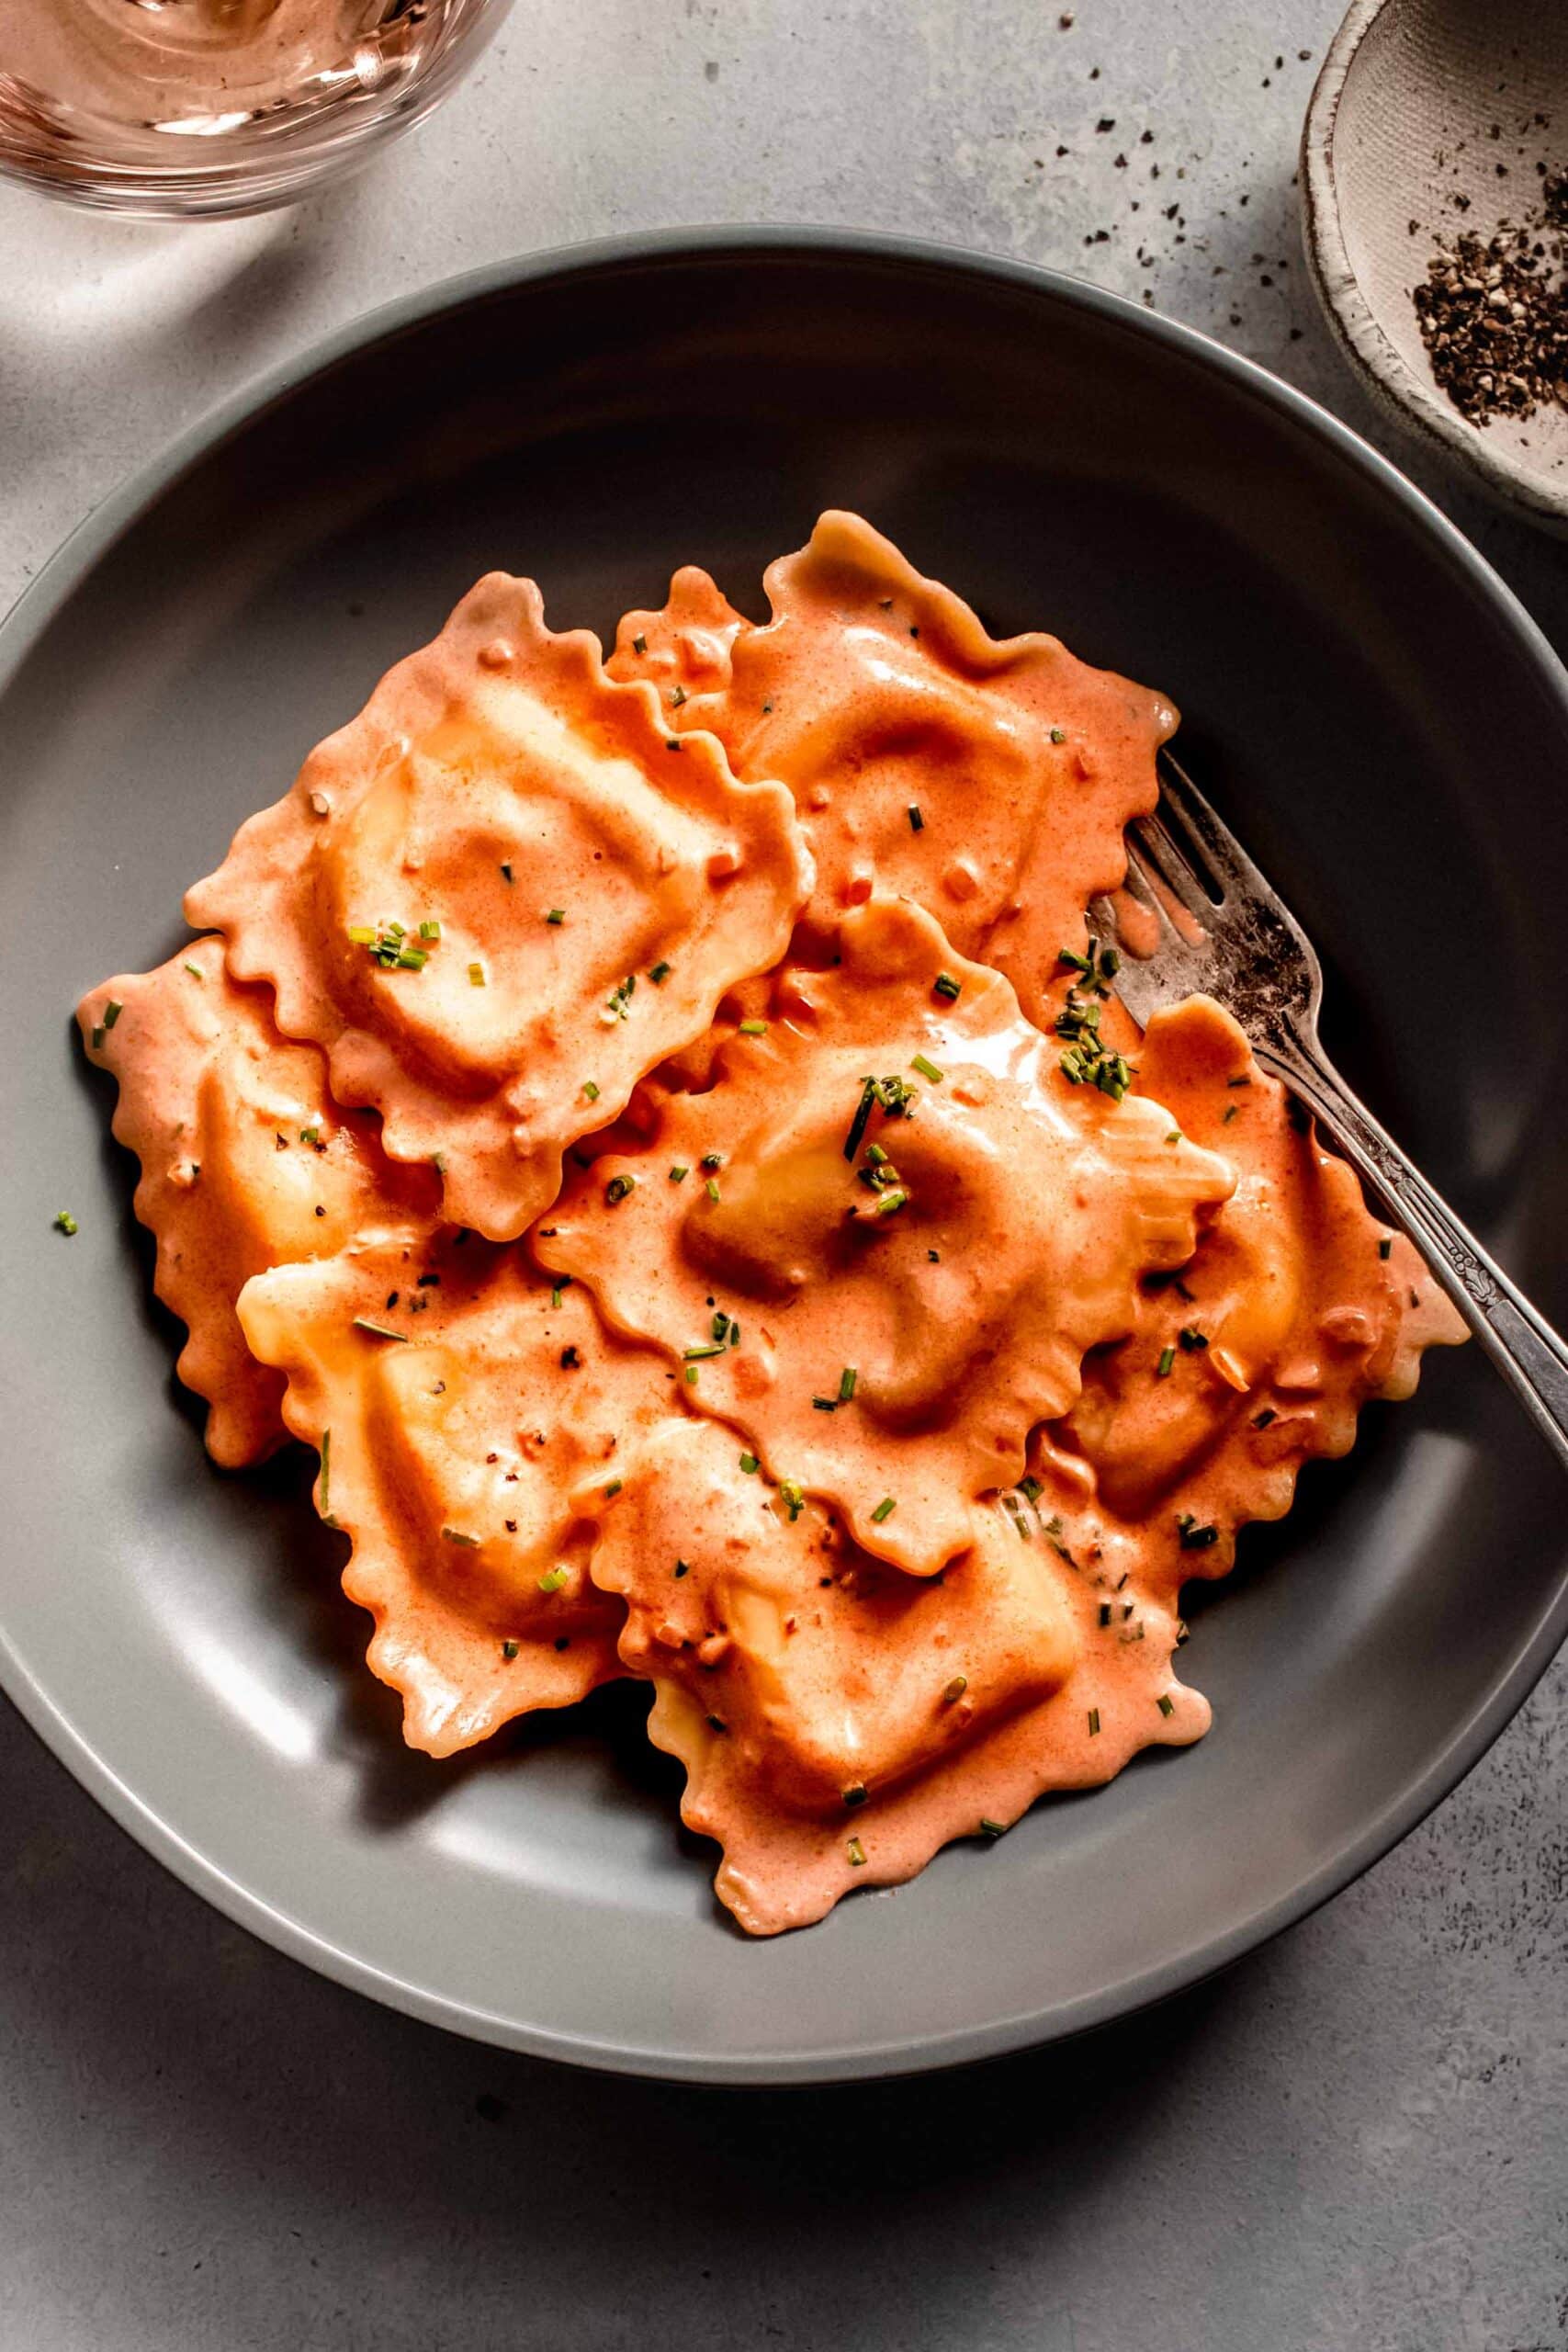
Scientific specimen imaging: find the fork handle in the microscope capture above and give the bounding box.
[1254,1027,1568,1472]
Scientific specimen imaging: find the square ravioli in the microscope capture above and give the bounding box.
[186,572,813,1241]
[238,1228,681,1756]
[77,935,438,1467]
[537,897,1235,1576]
[610,510,1175,1023]
[581,1418,1206,1935]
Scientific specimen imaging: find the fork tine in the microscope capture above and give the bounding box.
[1156,751,1273,900]
[1122,835,1208,944]
[1127,810,1217,925]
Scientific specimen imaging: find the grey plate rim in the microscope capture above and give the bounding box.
[3,224,1567,2085]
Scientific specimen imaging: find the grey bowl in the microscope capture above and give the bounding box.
[2,230,1565,2084]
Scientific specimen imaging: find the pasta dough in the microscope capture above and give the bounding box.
[238,1227,678,1755]
[537,896,1235,1575]
[186,572,813,1240]
[76,935,436,1466]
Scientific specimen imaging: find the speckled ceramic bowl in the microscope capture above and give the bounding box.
[1303,0,1568,528]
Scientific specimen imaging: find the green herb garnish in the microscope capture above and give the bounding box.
[870,1495,897,1524]
[910,1053,943,1084]
[52,1210,78,1237]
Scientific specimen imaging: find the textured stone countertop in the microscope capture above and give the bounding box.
[1,5,1563,2347]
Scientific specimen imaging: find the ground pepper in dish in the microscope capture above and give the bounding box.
[1412,181,1568,428]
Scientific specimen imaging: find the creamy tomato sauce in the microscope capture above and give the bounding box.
[79,515,1466,1935]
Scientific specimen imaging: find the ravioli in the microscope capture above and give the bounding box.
[237,1228,680,1756]
[606,565,749,705]
[613,512,1173,1023]
[582,1417,1205,1935]
[1055,993,1467,1600]
[185,572,813,1241]
[538,897,1235,1576]
[76,935,437,1467]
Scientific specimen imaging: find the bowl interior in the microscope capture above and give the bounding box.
[1,241,1566,2079]
[1326,0,1568,505]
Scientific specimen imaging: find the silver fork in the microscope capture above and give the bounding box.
[1093,752,1568,1469]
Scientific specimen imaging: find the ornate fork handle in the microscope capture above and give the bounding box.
[1254,1023,1568,1471]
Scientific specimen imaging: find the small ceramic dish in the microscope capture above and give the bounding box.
[1303,0,1568,529]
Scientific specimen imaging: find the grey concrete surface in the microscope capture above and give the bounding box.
[1,4,1564,2347]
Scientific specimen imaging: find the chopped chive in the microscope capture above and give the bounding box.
[605,1174,636,1205]
[546,909,565,925]
[468,962,486,986]
[1099,1602,1112,1627]
[442,1526,479,1547]
[665,739,681,752]
[979,1817,1007,1840]
[352,1317,409,1342]
[185,961,204,980]
[701,1153,723,1170]
[683,1367,697,1385]
[839,1366,858,1402]
[874,1188,908,1216]
[1166,1129,1182,1145]
[669,1164,689,1182]
[1223,1104,1238,1124]
[502,1638,520,1659]
[346,924,377,944]
[933,972,962,1002]
[419,919,441,940]
[1227,1075,1252,1088]
[942,1675,968,1704]
[91,1025,106,1049]
[1156,1345,1176,1377]
[1018,1476,1043,1503]
[1088,1707,1101,1736]
[318,1428,332,1521]
[1379,1238,1393,1260]
[52,1210,78,1236]
[671,684,687,707]
[908,804,924,832]
[582,1080,600,1102]
[928,1249,940,1262]
[632,632,647,655]
[738,1019,768,1036]
[1252,1407,1277,1429]
[394,949,427,970]
[1157,1693,1176,1718]
[649,960,671,984]
[1178,1327,1208,1351]
[910,1053,943,1084]
[1050,726,1067,744]
[842,1783,868,1807]
[537,1566,569,1592]
[1177,1513,1219,1550]
[673,1559,690,1578]
[866,1143,887,1167]
[705,1177,720,1203]
[551,1286,565,1309]
[847,1836,867,1867]
[813,1397,838,1411]
[603,1479,622,1498]
[712,1312,731,1341]
[706,1713,727,1733]
[843,1076,877,1162]
[682,1341,727,1361]
[739,1453,760,1475]
[871,1496,897,1524]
